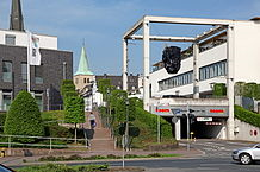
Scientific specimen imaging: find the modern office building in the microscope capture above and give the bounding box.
[123,16,260,140]
[0,0,73,112]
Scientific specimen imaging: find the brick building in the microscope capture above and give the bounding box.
[0,0,73,112]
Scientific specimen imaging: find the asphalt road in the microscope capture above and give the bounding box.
[47,158,260,172]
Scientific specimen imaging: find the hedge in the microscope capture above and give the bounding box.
[235,105,260,128]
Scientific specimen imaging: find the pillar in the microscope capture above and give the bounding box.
[143,18,150,111]
[175,118,181,140]
[227,25,235,140]
[192,43,199,98]
[123,39,128,91]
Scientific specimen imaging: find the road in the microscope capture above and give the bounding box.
[39,158,259,172]
[9,140,260,171]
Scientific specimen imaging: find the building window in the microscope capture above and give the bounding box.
[2,61,12,83]
[5,34,16,45]
[35,65,43,84]
[1,90,12,111]
[35,94,43,112]
[75,78,79,84]
[87,78,90,83]
[21,63,27,83]
[83,78,87,84]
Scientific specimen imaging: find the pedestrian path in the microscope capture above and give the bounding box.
[85,112,115,151]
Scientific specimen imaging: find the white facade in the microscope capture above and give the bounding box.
[0,28,57,50]
[150,21,260,98]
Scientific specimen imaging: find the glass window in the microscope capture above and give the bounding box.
[205,67,210,79]
[83,78,87,84]
[2,61,12,83]
[224,62,228,76]
[21,63,27,83]
[35,65,43,84]
[35,95,43,112]
[5,34,16,45]
[199,69,203,81]
[75,78,79,84]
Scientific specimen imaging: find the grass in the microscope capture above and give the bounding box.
[38,153,181,161]
[15,164,109,172]
[42,110,65,122]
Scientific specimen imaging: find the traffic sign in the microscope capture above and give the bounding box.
[172,116,179,123]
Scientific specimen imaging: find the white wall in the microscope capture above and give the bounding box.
[0,29,57,50]
[234,22,260,83]
[235,119,260,142]
[150,43,228,96]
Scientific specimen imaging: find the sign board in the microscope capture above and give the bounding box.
[154,106,228,117]
[205,122,223,126]
[197,117,212,122]
[172,116,179,123]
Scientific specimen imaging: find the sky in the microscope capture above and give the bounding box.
[0,0,259,75]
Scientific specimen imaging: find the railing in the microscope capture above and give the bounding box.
[0,134,91,156]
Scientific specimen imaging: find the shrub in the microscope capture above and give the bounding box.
[4,91,44,143]
[235,105,260,127]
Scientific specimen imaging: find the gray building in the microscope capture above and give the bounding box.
[0,0,73,112]
[95,75,139,95]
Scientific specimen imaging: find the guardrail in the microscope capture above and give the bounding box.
[0,134,93,156]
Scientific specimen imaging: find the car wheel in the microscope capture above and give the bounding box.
[240,153,252,165]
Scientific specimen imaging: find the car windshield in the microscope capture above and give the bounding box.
[0,165,13,172]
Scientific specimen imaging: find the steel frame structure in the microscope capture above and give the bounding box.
[122,15,236,140]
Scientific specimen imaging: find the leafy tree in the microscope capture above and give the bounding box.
[61,79,85,143]
[4,91,44,142]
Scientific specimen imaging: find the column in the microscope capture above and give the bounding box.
[175,118,181,140]
[143,18,150,111]
[227,25,235,140]
[192,43,199,98]
[123,39,128,91]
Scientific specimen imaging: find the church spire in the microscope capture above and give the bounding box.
[10,0,25,31]
[74,42,94,76]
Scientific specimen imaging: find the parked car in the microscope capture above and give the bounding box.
[0,164,16,172]
[232,144,260,165]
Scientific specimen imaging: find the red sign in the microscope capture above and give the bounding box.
[155,109,170,113]
[210,109,224,113]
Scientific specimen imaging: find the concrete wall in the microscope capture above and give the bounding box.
[234,119,260,142]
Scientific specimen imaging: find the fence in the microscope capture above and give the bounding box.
[0,134,94,157]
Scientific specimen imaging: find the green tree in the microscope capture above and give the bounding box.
[4,91,44,142]
[61,79,85,144]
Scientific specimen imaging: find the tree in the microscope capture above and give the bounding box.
[61,79,85,144]
[4,90,44,142]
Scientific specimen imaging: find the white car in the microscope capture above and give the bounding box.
[232,144,260,165]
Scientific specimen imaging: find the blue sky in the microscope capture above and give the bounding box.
[0,0,259,75]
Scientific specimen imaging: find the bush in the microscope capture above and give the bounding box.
[4,91,44,143]
[235,105,260,127]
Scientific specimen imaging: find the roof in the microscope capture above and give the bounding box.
[74,45,94,76]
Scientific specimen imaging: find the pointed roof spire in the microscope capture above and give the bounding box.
[74,42,94,76]
[10,0,25,31]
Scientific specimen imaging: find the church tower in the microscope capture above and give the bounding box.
[74,43,94,92]
[10,0,25,31]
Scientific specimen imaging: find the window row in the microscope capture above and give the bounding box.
[1,61,43,84]
[159,71,193,90]
[159,60,228,91]
[199,60,227,81]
